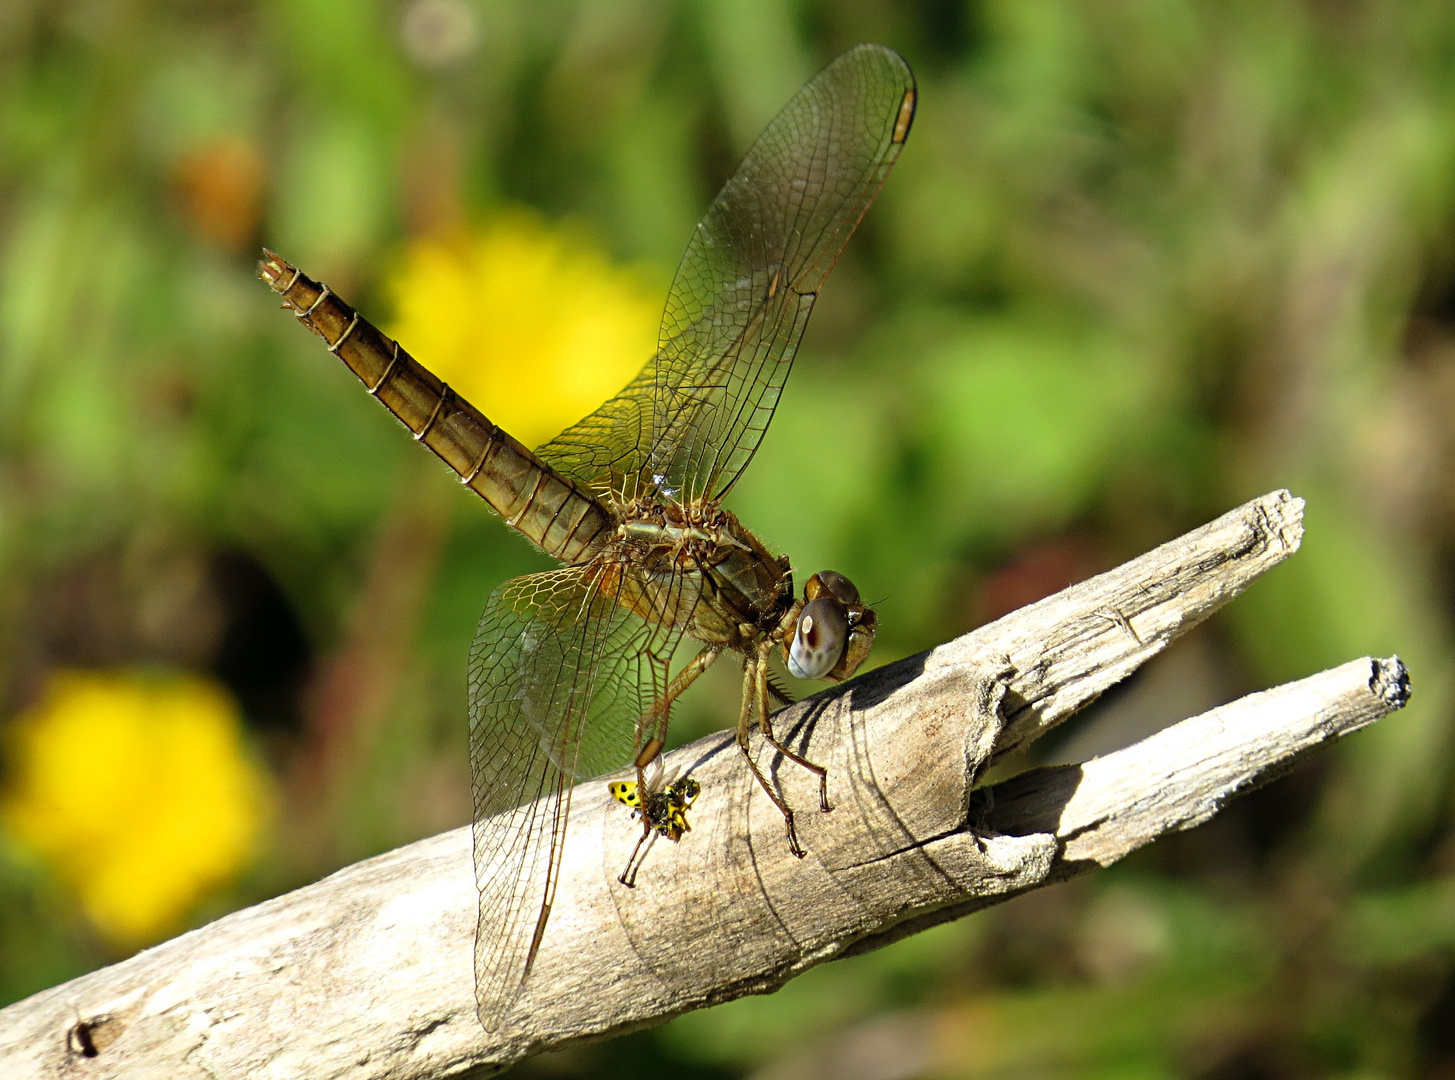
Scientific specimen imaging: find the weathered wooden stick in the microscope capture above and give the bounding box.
[0,490,1407,1080]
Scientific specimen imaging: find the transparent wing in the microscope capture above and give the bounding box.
[534,361,655,502]
[537,43,916,504]
[648,44,915,502]
[469,563,689,1028]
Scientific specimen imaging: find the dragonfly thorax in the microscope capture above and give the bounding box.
[612,500,793,652]
[616,501,749,555]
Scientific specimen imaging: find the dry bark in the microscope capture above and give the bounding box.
[0,489,1410,1079]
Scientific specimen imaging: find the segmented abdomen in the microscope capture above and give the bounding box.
[259,252,613,565]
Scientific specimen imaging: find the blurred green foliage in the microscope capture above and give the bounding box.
[4,0,1455,1075]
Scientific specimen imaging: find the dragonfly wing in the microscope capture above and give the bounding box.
[647,43,916,503]
[536,44,915,506]
[534,362,654,501]
[469,563,686,1028]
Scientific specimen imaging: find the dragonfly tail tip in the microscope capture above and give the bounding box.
[257,250,291,288]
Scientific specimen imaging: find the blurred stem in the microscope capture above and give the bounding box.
[695,0,807,148]
[400,104,466,241]
[284,452,454,865]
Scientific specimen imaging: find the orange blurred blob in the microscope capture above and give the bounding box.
[173,139,264,252]
[974,538,1100,625]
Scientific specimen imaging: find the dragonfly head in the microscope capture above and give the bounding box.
[785,571,878,682]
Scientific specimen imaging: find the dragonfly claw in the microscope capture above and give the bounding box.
[784,811,806,859]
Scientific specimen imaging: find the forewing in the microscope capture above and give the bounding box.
[469,563,684,1028]
[647,43,916,502]
[537,44,915,505]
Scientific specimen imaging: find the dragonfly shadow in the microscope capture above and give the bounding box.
[848,652,928,711]
[676,730,736,774]
[776,650,928,749]
[776,652,987,915]
[831,762,1088,961]
[617,652,1026,994]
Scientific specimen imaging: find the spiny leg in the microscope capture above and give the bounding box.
[736,655,805,858]
[765,670,795,707]
[753,641,832,812]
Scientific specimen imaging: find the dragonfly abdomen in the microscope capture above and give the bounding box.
[259,252,614,565]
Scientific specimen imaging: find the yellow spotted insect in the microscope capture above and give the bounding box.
[609,765,702,887]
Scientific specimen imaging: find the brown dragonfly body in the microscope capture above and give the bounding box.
[262,251,838,812]
[262,42,914,1031]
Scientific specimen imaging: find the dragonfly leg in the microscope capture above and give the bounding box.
[736,655,805,858]
[765,670,795,707]
[754,643,833,813]
[618,822,654,888]
[635,646,723,769]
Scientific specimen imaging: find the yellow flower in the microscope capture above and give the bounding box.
[1,670,274,947]
[386,209,663,450]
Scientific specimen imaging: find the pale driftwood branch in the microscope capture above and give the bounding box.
[0,490,1408,1080]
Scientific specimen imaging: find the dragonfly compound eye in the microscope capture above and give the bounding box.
[804,569,861,606]
[787,596,851,680]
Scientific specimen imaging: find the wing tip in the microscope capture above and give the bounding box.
[821,44,917,144]
[473,932,531,1034]
[841,42,917,88]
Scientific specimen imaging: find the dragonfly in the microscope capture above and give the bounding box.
[259,42,915,1030]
